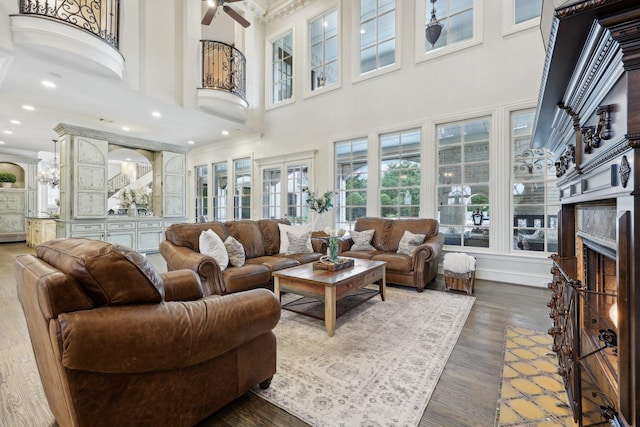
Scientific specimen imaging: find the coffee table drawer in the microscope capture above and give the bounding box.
[364,268,384,284]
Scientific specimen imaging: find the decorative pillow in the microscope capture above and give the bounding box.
[199,229,229,271]
[351,229,375,251]
[286,231,313,255]
[396,230,426,257]
[278,223,313,253]
[224,236,245,267]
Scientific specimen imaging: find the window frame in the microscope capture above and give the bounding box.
[414,0,483,64]
[352,0,401,84]
[334,137,369,231]
[502,0,542,36]
[266,28,296,110]
[194,164,208,222]
[211,161,228,222]
[305,6,341,98]
[232,157,252,220]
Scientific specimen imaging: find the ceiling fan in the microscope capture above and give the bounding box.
[202,0,251,28]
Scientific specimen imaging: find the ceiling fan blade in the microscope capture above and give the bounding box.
[223,5,250,28]
[201,6,217,25]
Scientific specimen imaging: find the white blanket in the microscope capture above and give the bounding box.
[443,252,476,274]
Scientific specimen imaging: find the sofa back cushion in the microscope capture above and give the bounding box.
[354,217,393,251]
[166,222,229,252]
[388,219,438,252]
[36,238,163,306]
[225,220,266,259]
[258,218,291,256]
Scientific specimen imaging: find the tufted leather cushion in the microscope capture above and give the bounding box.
[36,238,163,306]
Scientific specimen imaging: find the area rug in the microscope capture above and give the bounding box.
[495,327,577,427]
[252,286,475,427]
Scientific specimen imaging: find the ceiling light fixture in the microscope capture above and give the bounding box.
[222,130,229,136]
[10,120,21,125]
[188,140,195,145]
[122,126,130,131]
[3,130,13,135]
[0,141,5,145]
[152,111,162,118]
[425,0,443,47]
[23,105,35,111]
[41,80,56,88]
[37,139,60,188]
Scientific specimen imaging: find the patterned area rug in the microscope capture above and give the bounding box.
[252,286,475,427]
[495,327,577,427]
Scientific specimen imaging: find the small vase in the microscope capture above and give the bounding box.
[128,202,137,217]
[328,236,339,263]
[1,182,12,188]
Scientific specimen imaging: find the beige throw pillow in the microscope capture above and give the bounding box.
[351,229,375,251]
[199,229,229,270]
[286,231,313,255]
[278,223,313,253]
[224,236,245,267]
[396,230,426,257]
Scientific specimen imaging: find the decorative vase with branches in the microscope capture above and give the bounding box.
[303,188,333,231]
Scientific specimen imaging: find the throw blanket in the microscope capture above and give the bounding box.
[443,252,476,274]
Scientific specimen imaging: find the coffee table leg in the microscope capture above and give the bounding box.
[380,266,386,301]
[325,285,336,337]
[274,276,281,303]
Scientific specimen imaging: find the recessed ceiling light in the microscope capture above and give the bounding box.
[122,126,130,131]
[3,130,13,135]
[126,158,132,161]
[222,130,229,136]
[0,140,5,145]
[22,105,35,111]
[10,120,20,125]
[187,140,195,145]
[41,80,56,88]
[152,111,162,118]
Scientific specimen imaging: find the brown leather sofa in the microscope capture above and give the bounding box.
[339,217,444,292]
[14,238,280,427]
[160,219,326,295]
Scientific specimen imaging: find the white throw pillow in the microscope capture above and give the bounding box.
[286,231,313,255]
[278,223,313,254]
[199,229,229,271]
[396,230,426,257]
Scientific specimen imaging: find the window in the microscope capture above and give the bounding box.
[514,0,542,25]
[233,158,251,220]
[360,0,396,74]
[194,165,208,222]
[380,129,421,218]
[261,162,309,225]
[424,0,473,52]
[212,162,227,221]
[335,139,368,231]
[272,31,294,104]
[310,10,338,91]
[437,117,490,248]
[511,109,558,253]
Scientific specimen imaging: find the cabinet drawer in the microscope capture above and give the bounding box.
[108,221,136,231]
[138,220,163,229]
[71,223,105,232]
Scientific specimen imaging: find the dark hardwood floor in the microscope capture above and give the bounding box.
[1,242,552,427]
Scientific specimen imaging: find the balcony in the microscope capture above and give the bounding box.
[10,0,123,79]
[197,40,248,123]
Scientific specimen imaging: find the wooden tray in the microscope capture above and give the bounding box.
[312,258,355,271]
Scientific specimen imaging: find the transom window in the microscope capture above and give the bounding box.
[272,31,294,104]
[514,0,542,25]
[310,10,338,91]
[437,117,490,248]
[335,139,369,231]
[360,0,396,74]
[380,129,421,218]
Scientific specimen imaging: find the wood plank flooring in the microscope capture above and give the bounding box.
[0,242,552,427]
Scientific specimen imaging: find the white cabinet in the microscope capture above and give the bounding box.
[26,218,56,247]
[106,220,136,248]
[0,190,26,242]
[69,221,106,241]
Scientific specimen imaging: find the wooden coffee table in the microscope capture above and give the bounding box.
[272,258,386,336]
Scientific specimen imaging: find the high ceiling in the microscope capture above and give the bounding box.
[0,0,291,157]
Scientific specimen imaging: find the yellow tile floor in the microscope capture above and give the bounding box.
[495,327,577,427]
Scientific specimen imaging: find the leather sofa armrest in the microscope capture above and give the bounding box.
[159,240,225,295]
[412,232,445,267]
[57,289,281,373]
[337,237,354,254]
[310,237,328,254]
[161,270,204,301]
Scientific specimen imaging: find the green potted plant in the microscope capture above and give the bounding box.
[0,172,17,188]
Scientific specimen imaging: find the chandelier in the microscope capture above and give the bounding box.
[37,139,60,188]
[425,0,443,47]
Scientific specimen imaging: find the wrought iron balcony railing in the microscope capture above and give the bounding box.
[19,0,120,49]
[200,40,246,101]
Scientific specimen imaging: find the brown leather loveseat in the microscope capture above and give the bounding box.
[14,238,280,427]
[339,217,444,292]
[160,219,326,295]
